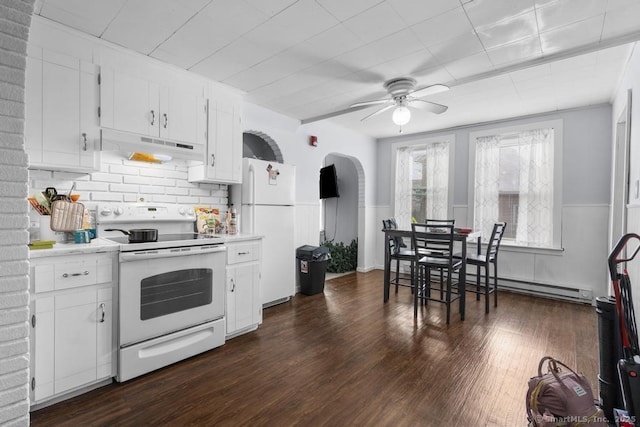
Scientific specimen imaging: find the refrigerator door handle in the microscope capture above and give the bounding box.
[248,163,256,233]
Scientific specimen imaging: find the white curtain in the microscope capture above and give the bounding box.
[394,146,412,230]
[515,128,554,246]
[473,135,501,241]
[425,142,449,220]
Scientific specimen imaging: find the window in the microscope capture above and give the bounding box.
[469,120,562,249]
[393,137,454,229]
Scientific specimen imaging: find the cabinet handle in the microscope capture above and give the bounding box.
[211,154,215,167]
[238,251,250,255]
[163,113,168,129]
[231,278,235,292]
[82,133,87,151]
[99,303,106,323]
[62,271,89,278]
[150,110,155,125]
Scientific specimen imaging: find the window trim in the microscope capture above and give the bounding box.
[467,119,564,250]
[391,134,456,221]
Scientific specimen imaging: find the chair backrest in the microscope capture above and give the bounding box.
[382,218,405,254]
[411,219,455,263]
[486,222,507,261]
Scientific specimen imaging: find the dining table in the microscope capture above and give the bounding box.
[382,227,482,320]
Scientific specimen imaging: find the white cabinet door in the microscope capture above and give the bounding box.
[96,288,114,380]
[188,87,242,184]
[160,85,206,145]
[101,69,159,137]
[225,240,261,337]
[25,49,98,172]
[32,297,54,402]
[54,289,98,395]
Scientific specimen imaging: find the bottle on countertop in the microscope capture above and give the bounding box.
[228,204,237,235]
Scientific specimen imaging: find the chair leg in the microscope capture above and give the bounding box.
[484,263,490,314]
[414,265,420,317]
[475,263,481,301]
[445,269,451,325]
[410,261,414,295]
[394,259,400,293]
[493,261,498,308]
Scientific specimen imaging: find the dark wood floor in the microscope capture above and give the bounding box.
[30,270,599,426]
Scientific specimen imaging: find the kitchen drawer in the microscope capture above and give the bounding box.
[32,253,114,293]
[226,242,260,265]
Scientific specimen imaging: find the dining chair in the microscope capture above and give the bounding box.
[382,218,414,294]
[466,222,507,313]
[411,219,462,324]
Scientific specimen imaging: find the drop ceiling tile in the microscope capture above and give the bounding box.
[101,0,210,55]
[602,3,640,39]
[152,0,269,68]
[508,63,552,82]
[410,7,473,46]
[463,0,534,28]
[486,36,542,66]
[539,15,604,55]
[475,11,538,49]
[595,43,633,64]
[512,74,554,93]
[536,0,606,32]
[342,2,407,43]
[268,0,339,42]
[243,0,298,17]
[444,52,494,80]
[368,49,437,82]
[411,65,455,86]
[549,51,597,73]
[606,0,640,11]
[334,28,425,72]
[301,24,366,61]
[387,0,461,26]
[315,0,385,21]
[427,32,485,64]
[39,0,127,37]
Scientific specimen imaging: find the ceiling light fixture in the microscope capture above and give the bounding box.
[392,105,411,126]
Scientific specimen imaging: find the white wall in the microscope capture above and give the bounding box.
[0,1,35,425]
[242,102,378,271]
[612,43,640,311]
[376,105,613,298]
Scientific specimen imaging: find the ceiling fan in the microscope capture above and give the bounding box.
[350,77,449,126]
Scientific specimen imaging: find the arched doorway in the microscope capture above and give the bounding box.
[321,153,365,272]
[243,130,284,163]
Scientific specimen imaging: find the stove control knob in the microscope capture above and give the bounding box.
[186,207,195,217]
[178,207,187,216]
[100,208,112,216]
[114,207,124,216]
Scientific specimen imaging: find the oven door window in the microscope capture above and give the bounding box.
[140,268,213,320]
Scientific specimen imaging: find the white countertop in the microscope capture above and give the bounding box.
[29,238,120,258]
[28,234,262,258]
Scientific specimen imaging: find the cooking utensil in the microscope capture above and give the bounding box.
[28,197,49,215]
[105,228,158,243]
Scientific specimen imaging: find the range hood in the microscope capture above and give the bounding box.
[100,128,205,161]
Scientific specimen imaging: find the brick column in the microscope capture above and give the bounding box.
[0,0,35,425]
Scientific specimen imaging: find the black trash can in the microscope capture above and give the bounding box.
[296,245,331,295]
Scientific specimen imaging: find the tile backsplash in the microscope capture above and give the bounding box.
[28,152,228,209]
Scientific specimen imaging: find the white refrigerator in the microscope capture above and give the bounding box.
[233,158,296,307]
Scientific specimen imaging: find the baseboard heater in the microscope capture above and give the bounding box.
[480,275,594,304]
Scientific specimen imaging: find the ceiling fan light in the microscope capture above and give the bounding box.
[392,106,411,126]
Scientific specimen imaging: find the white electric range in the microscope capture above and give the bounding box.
[97,203,226,382]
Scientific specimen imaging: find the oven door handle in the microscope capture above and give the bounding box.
[119,245,226,262]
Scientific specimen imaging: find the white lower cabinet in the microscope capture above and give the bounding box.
[225,240,262,337]
[30,252,116,406]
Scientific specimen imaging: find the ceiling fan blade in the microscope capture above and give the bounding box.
[410,84,449,98]
[349,99,391,108]
[361,104,395,121]
[408,99,448,114]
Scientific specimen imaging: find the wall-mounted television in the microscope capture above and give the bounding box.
[319,164,340,199]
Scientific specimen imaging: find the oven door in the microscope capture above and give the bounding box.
[118,244,226,346]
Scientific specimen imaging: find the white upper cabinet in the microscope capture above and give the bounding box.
[25,48,99,173]
[99,67,206,146]
[188,84,242,184]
